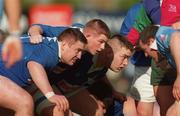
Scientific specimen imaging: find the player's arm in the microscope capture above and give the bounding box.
[28,24,68,44]
[2,35,22,68]
[4,0,21,34]
[172,21,180,30]
[27,61,69,111]
[28,25,43,44]
[28,25,43,35]
[170,32,180,100]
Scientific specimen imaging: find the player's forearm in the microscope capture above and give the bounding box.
[172,21,180,30]
[32,74,53,95]
[27,61,54,95]
[4,0,21,33]
[170,32,180,75]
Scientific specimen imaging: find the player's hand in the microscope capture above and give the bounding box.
[48,95,69,111]
[172,21,180,30]
[90,95,106,115]
[97,100,106,113]
[2,35,22,68]
[173,76,180,101]
[29,34,43,44]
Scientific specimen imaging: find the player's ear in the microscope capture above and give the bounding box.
[60,40,67,51]
[61,40,67,46]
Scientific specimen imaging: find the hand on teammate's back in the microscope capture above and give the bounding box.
[29,34,43,44]
[2,35,22,68]
[48,95,70,112]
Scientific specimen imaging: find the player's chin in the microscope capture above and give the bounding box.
[69,60,76,65]
[68,61,74,66]
[90,50,97,55]
[114,67,123,72]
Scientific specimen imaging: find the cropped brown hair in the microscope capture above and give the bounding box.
[139,25,159,44]
[84,19,110,39]
[57,28,87,44]
[110,34,134,53]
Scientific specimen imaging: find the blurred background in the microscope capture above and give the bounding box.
[0,0,139,34]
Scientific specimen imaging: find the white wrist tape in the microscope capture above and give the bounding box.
[45,92,55,99]
[9,30,21,37]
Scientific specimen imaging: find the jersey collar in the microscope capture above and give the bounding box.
[58,42,61,60]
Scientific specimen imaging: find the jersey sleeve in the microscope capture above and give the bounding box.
[33,24,68,37]
[26,44,59,69]
[133,7,152,32]
[120,3,142,36]
[143,0,160,24]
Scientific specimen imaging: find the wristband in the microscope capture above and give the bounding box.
[45,92,55,99]
[9,30,21,37]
